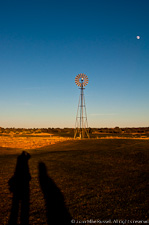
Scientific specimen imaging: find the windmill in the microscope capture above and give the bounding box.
[74,73,90,139]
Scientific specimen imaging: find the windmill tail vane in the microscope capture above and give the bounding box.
[74,73,90,139]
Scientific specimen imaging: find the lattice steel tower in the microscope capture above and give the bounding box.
[74,73,90,139]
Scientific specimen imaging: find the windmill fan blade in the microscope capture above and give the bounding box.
[75,73,89,86]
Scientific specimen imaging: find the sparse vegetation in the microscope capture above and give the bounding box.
[0,139,148,224]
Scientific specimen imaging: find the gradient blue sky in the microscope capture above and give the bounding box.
[0,0,149,128]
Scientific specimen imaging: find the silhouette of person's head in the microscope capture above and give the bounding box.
[9,151,31,193]
[15,151,31,175]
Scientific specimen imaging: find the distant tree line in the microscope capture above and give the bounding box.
[90,127,149,134]
[0,126,149,134]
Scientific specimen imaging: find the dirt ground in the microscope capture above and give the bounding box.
[0,139,148,224]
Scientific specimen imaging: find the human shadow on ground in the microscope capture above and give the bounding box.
[38,162,72,225]
[8,151,31,225]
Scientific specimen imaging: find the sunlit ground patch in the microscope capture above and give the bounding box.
[0,135,70,150]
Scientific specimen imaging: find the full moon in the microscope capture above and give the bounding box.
[136,36,140,39]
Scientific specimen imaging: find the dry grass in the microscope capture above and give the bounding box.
[98,136,149,139]
[0,139,148,224]
[0,134,71,151]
